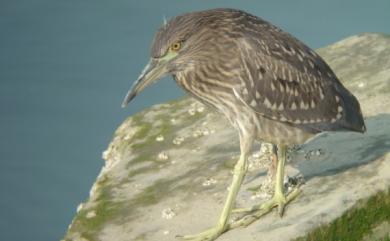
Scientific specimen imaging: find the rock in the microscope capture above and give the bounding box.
[63,33,390,241]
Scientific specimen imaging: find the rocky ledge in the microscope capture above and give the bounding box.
[63,33,390,241]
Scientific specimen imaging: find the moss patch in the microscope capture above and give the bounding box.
[378,235,390,241]
[294,188,390,241]
[66,176,124,241]
[125,99,208,170]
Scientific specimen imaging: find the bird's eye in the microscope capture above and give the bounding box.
[170,42,182,51]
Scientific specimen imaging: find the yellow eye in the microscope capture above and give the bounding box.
[170,42,182,51]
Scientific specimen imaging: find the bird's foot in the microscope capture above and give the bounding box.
[230,186,301,228]
[177,225,226,241]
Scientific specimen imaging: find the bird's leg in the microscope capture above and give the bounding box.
[230,145,301,228]
[179,132,253,241]
[269,144,278,180]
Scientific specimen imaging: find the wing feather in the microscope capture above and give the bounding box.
[234,34,359,132]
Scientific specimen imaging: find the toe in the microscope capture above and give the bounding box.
[177,227,223,241]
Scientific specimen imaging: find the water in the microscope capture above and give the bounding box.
[0,1,389,240]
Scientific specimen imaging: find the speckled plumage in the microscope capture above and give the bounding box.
[152,8,365,145]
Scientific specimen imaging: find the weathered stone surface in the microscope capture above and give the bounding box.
[63,33,390,241]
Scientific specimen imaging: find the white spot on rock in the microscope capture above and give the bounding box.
[102,150,109,160]
[188,108,196,115]
[173,136,185,145]
[193,130,203,138]
[197,105,205,113]
[251,191,271,200]
[158,152,169,161]
[155,135,164,142]
[161,208,176,219]
[86,211,96,219]
[202,178,217,186]
[202,128,210,136]
[77,203,84,213]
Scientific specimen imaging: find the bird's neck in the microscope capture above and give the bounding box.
[173,70,236,115]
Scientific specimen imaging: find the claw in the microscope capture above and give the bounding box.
[278,202,285,217]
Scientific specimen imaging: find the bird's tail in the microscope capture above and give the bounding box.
[335,84,366,133]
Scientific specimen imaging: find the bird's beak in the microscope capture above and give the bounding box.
[121,58,169,108]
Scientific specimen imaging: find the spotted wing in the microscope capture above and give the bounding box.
[234,36,365,133]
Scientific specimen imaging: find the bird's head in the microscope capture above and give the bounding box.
[121,9,233,107]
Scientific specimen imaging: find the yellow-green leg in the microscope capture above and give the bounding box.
[230,145,301,228]
[179,133,253,241]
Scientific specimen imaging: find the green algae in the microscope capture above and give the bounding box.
[294,188,390,241]
[65,176,124,241]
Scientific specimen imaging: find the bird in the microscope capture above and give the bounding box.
[121,8,366,241]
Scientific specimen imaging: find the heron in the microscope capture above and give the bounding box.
[121,8,365,241]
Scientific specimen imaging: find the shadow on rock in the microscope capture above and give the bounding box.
[295,113,390,180]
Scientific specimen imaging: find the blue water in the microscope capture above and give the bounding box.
[0,1,389,240]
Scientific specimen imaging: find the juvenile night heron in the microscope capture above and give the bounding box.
[122,8,365,241]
